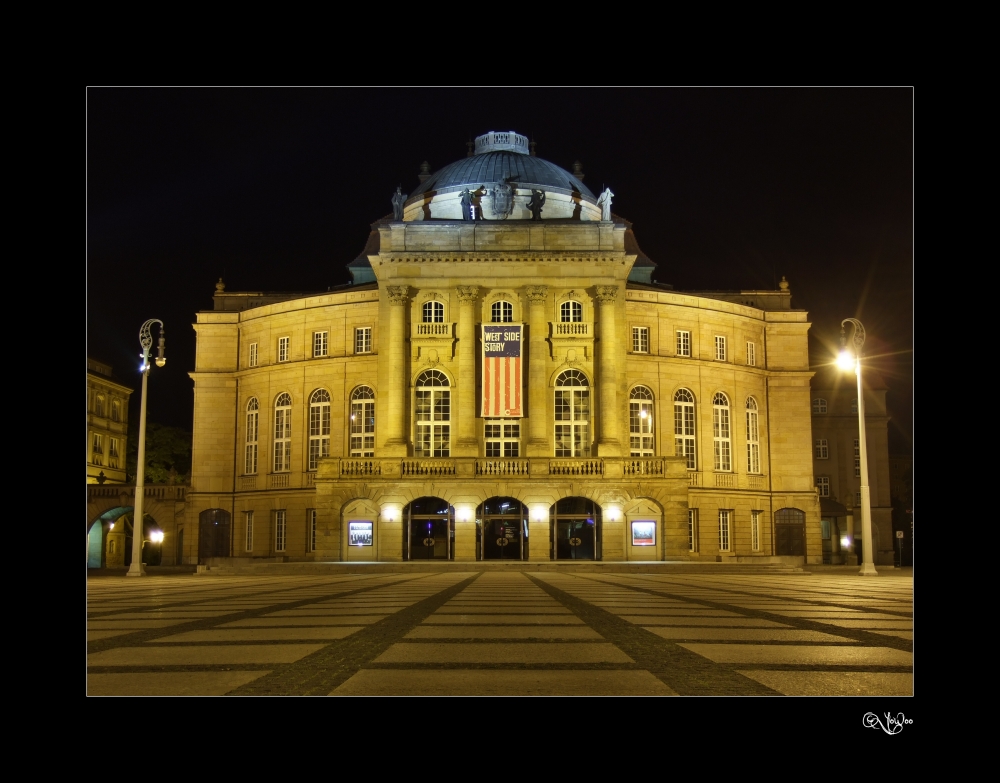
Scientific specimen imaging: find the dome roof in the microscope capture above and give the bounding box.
[409,152,594,200]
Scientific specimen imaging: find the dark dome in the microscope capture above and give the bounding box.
[409,151,595,201]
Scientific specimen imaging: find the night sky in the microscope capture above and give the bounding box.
[87,88,912,454]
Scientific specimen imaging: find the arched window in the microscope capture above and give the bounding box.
[245,398,259,474]
[111,399,121,422]
[554,370,590,457]
[95,395,105,417]
[491,300,513,323]
[273,393,291,472]
[713,392,731,472]
[812,398,827,414]
[746,396,760,474]
[308,389,331,471]
[350,386,375,457]
[423,301,444,323]
[629,386,654,456]
[560,300,582,323]
[674,389,696,469]
[415,371,450,457]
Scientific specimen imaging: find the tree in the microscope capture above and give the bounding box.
[126,423,192,484]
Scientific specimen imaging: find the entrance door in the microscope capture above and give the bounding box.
[551,497,601,561]
[775,507,805,556]
[199,509,231,562]
[479,498,527,560]
[405,497,454,560]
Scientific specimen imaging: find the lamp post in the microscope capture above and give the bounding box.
[127,319,166,577]
[837,318,877,576]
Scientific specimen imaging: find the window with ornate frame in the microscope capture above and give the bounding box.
[746,396,760,473]
[629,386,654,456]
[109,438,120,469]
[560,300,582,323]
[415,370,450,457]
[273,393,291,472]
[308,389,331,471]
[713,392,732,472]
[95,395,105,417]
[111,399,121,422]
[313,331,328,357]
[245,398,259,474]
[554,370,590,457]
[350,386,375,457]
[632,326,649,354]
[815,438,829,459]
[423,301,444,323]
[91,433,103,465]
[674,388,696,469]
[491,300,513,323]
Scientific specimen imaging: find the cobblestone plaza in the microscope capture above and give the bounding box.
[87,567,912,696]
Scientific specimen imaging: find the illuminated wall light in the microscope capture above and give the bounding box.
[530,504,548,522]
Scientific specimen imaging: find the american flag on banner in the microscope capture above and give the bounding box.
[482,324,523,417]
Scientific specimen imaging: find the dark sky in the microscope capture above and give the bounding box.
[87,88,912,453]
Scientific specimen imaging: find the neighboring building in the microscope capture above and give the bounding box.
[87,358,132,484]
[810,365,893,565]
[180,131,821,566]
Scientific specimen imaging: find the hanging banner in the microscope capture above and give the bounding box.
[482,324,523,417]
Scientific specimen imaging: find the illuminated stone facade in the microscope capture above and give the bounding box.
[180,132,822,565]
[87,358,132,484]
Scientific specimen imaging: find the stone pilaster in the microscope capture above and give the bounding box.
[383,285,409,456]
[455,285,479,455]
[595,285,621,456]
[525,285,549,456]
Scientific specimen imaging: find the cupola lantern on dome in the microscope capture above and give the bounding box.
[474,131,530,155]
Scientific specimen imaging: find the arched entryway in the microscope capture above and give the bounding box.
[477,497,528,560]
[774,508,805,556]
[199,509,231,562]
[551,497,602,560]
[89,508,161,567]
[404,497,454,560]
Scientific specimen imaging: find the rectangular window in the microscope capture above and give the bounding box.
[275,510,286,552]
[715,335,727,361]
[91,433,103,466]
[688,509,698,552]
[815,439,829,459]
[751,510,761,552]
[816,476,830,497]
[108,438,120,469]
[350,395,376,457]
[313,331,328,358]
[355,327,372,354]
[676,330,691,357]
[485,420,520,457]
[308,509,317,553]
[856,491,862,507]
[813,398,827,414]
[632,326,649,353]
[249,342,258,368]
[278,336,289,363]
[746,341,756,366]
[854,439,861,477]
[719,510,731,552]
[245,511,254,552]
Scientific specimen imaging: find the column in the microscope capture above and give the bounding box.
[525,285,549,456]
[383,285,409,455]
[595,285,621,456]
[455,285,479,455]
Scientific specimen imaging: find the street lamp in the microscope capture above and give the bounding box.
[837,318,877,577]
[127,319,166,578]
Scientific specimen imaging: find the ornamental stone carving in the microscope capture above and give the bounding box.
[595,285,619,304]
[456,285,480,303]
[386,285,410,306]
[525,285,548,304]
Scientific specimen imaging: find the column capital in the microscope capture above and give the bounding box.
[525,285,548,304]
[595,285,619,304]
[386,285,410,306]
[456,285,480,303]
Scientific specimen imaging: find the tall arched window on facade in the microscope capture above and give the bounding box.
[245,398,259,474]
[746,396,760,474]
[95,395,105,417]
[423,301,444,323]
[273,393,292,472]
[491,300,513,323]
[554,370,590,457]
[415,371,450,457]
[350,386,375,457]
[629,386,654,456]
[308,389,331,471]
[111,399,121,422]
[713,392,731,472]
[674,389,696,469]
[560,300,582,322]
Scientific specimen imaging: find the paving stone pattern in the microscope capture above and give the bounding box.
[87,570,913,696]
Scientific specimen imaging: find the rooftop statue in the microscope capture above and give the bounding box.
[459,188,473,221]
[391,186,407,220]
[527,189,546,221]
[597,187,614,221]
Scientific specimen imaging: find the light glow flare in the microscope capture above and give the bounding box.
[837,350,855,372]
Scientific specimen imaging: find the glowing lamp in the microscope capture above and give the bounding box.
[836,350,855,372]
